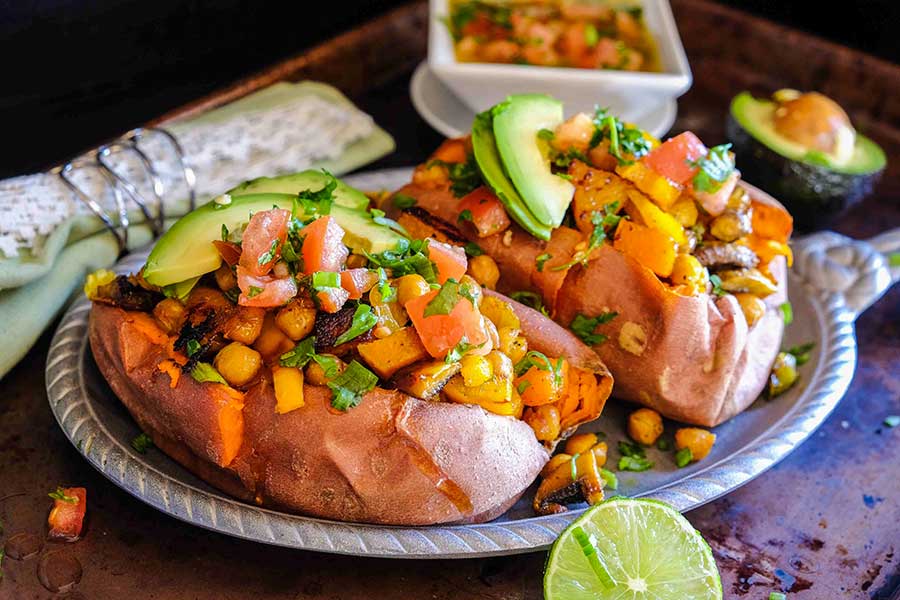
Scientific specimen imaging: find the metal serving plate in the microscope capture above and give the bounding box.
[45,168,899,558]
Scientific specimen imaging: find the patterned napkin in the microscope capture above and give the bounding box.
[0,81,394,378]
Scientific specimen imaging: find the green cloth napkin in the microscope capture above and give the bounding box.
[0,82,394,379]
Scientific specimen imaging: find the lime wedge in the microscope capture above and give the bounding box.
[544,498,722,600]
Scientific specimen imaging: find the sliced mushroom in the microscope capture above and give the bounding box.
[694,243,759,270]
[717,268,778,297]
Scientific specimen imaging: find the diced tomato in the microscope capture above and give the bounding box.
[643,132,708,186]
[236,266,297,307]
[427,240,468,284]
[316,286,350,313]
[239,209,290,276]
[48,487,86,541]
[405,289,488,358]
[340,269,378,300]
[693,171,738,217]
[458,187,511,238]
[301,216,349,275]
[213,240,242,266]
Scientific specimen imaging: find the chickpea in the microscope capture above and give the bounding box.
[153,298,186,334]
[275,301,317,341]
[223,306,265,345]
[395,274,431,307]
[670,254,709,295]
[767,351,799,397]
[627,408,664,446]
[214,263,237,293]
[305,355,344,386]
[674,427,716,462]
[710,209,751,242]
[524,405,561,442]
[468,255,500,290]
[213,342,262,387]
[734,293,766,327]
[253,313,295,360]
[564,432,599,456]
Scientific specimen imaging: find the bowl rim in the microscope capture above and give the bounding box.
[427,0,692,84]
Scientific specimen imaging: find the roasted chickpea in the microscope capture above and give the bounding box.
[674,427,716,462]
[275,300,317,341]
[524,405,561,442]
[627,408,664,446]
[153,298,186,334]
[214,263,237,293]
[670,254,709,295]
[395,274,431,307]
[767,351,799,397]
[214,342,262,387]
[710,209,751,242]
[734,292,766,327]
[253,313,295,360]
[305,355,344,386]
[460,354,493,387]
[223,306,265,345]
[468,255,500,289]
[564,432,599,456]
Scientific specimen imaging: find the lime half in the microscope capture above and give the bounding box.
[544,498,722,600]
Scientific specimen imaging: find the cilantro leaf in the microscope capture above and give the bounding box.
[221,223,229,241]
[294,170,337,220]
[464,242,484,257]
[257,238,280,266]
[392,193,418,209]
[589,107,651,164]
[458,209,473,223]
[48,487,78,504]
[191,363,228,385]
[334,303,378,346]
[509,291,548,316]
[374,267,396,303]
[688,144,735,193]
[424,279,463,317]
[570,312,617,345]
[280,337,340,376]
[328,360,378,410]
[785,341,815,366]
[247,286,264,298]
[552,201,622,271]
[186,339,201,357]
[366,239,438,284]
[514,351,565,386]
[427,155,482,198]
[131,433,154,454]
[445,337,482,363]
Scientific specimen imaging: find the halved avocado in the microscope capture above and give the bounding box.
[228,169,370,211]
[727,92,886,228]
[471,110,552,241]
[492,94,575,229]
[143,192,403,287]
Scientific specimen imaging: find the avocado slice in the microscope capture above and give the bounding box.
[228,169,370,211]
[492,94,574,229]
[143,192,404,287]
[471,110,553,241]
[727,92,886,227]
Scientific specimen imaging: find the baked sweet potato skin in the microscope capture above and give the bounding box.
[391,181,788,427]
[90,296,609,525]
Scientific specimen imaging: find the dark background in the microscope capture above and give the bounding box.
[1,0,897,178]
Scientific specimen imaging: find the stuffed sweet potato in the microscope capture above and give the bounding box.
[387,97,793,427]
[87,175,613,525]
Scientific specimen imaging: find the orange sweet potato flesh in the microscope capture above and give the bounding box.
[392,152,788,427]
[90,295,612,525]
[612,220,677,278]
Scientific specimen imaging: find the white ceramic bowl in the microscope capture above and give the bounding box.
[428,0,692,121]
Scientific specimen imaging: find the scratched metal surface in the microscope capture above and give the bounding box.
[1,0,899,597]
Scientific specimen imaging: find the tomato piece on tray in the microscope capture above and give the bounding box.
[405,289,487,358]
[458,186,511,238]
[643,131,708,186]
[239,209,290,276]
[48,487,87,542]
[427,240,468,284]
[301,216,349,275]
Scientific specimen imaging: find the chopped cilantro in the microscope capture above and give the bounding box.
[709,274,726,297]
[131,433,154,454]
[688,144,735,193]
[280,337,340,376]
[552,201,622,271]
[247,285,264,298]
[570,312,617,345]
[656,437,673,451]
[675,447,693,468]
[392,193,418,210]
[785,342,815,366]
[458,209,474,223]
[589,107,651,164]
[510,291,548,316]
[779,301,793,325]
[536,253,552,272]
[374,267,396,303]
[191,363,228,385]
[186,339,201,357]
[334,303,378,346]
[424,279,465,317]
[464,242,484,257]
[294,170,337,220]
[366,239,438,284]
[427,155,482,198]
[328,360,378,410]
[618,440,646,458]
[514,351,565,386]
[445,337,482,363]
[48,487,78,504]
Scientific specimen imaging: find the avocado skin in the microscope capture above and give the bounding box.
[726,114,883,230]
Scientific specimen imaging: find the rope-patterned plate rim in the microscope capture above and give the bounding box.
[45,170,859,558]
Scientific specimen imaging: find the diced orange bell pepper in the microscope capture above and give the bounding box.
[613,220,678,277]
